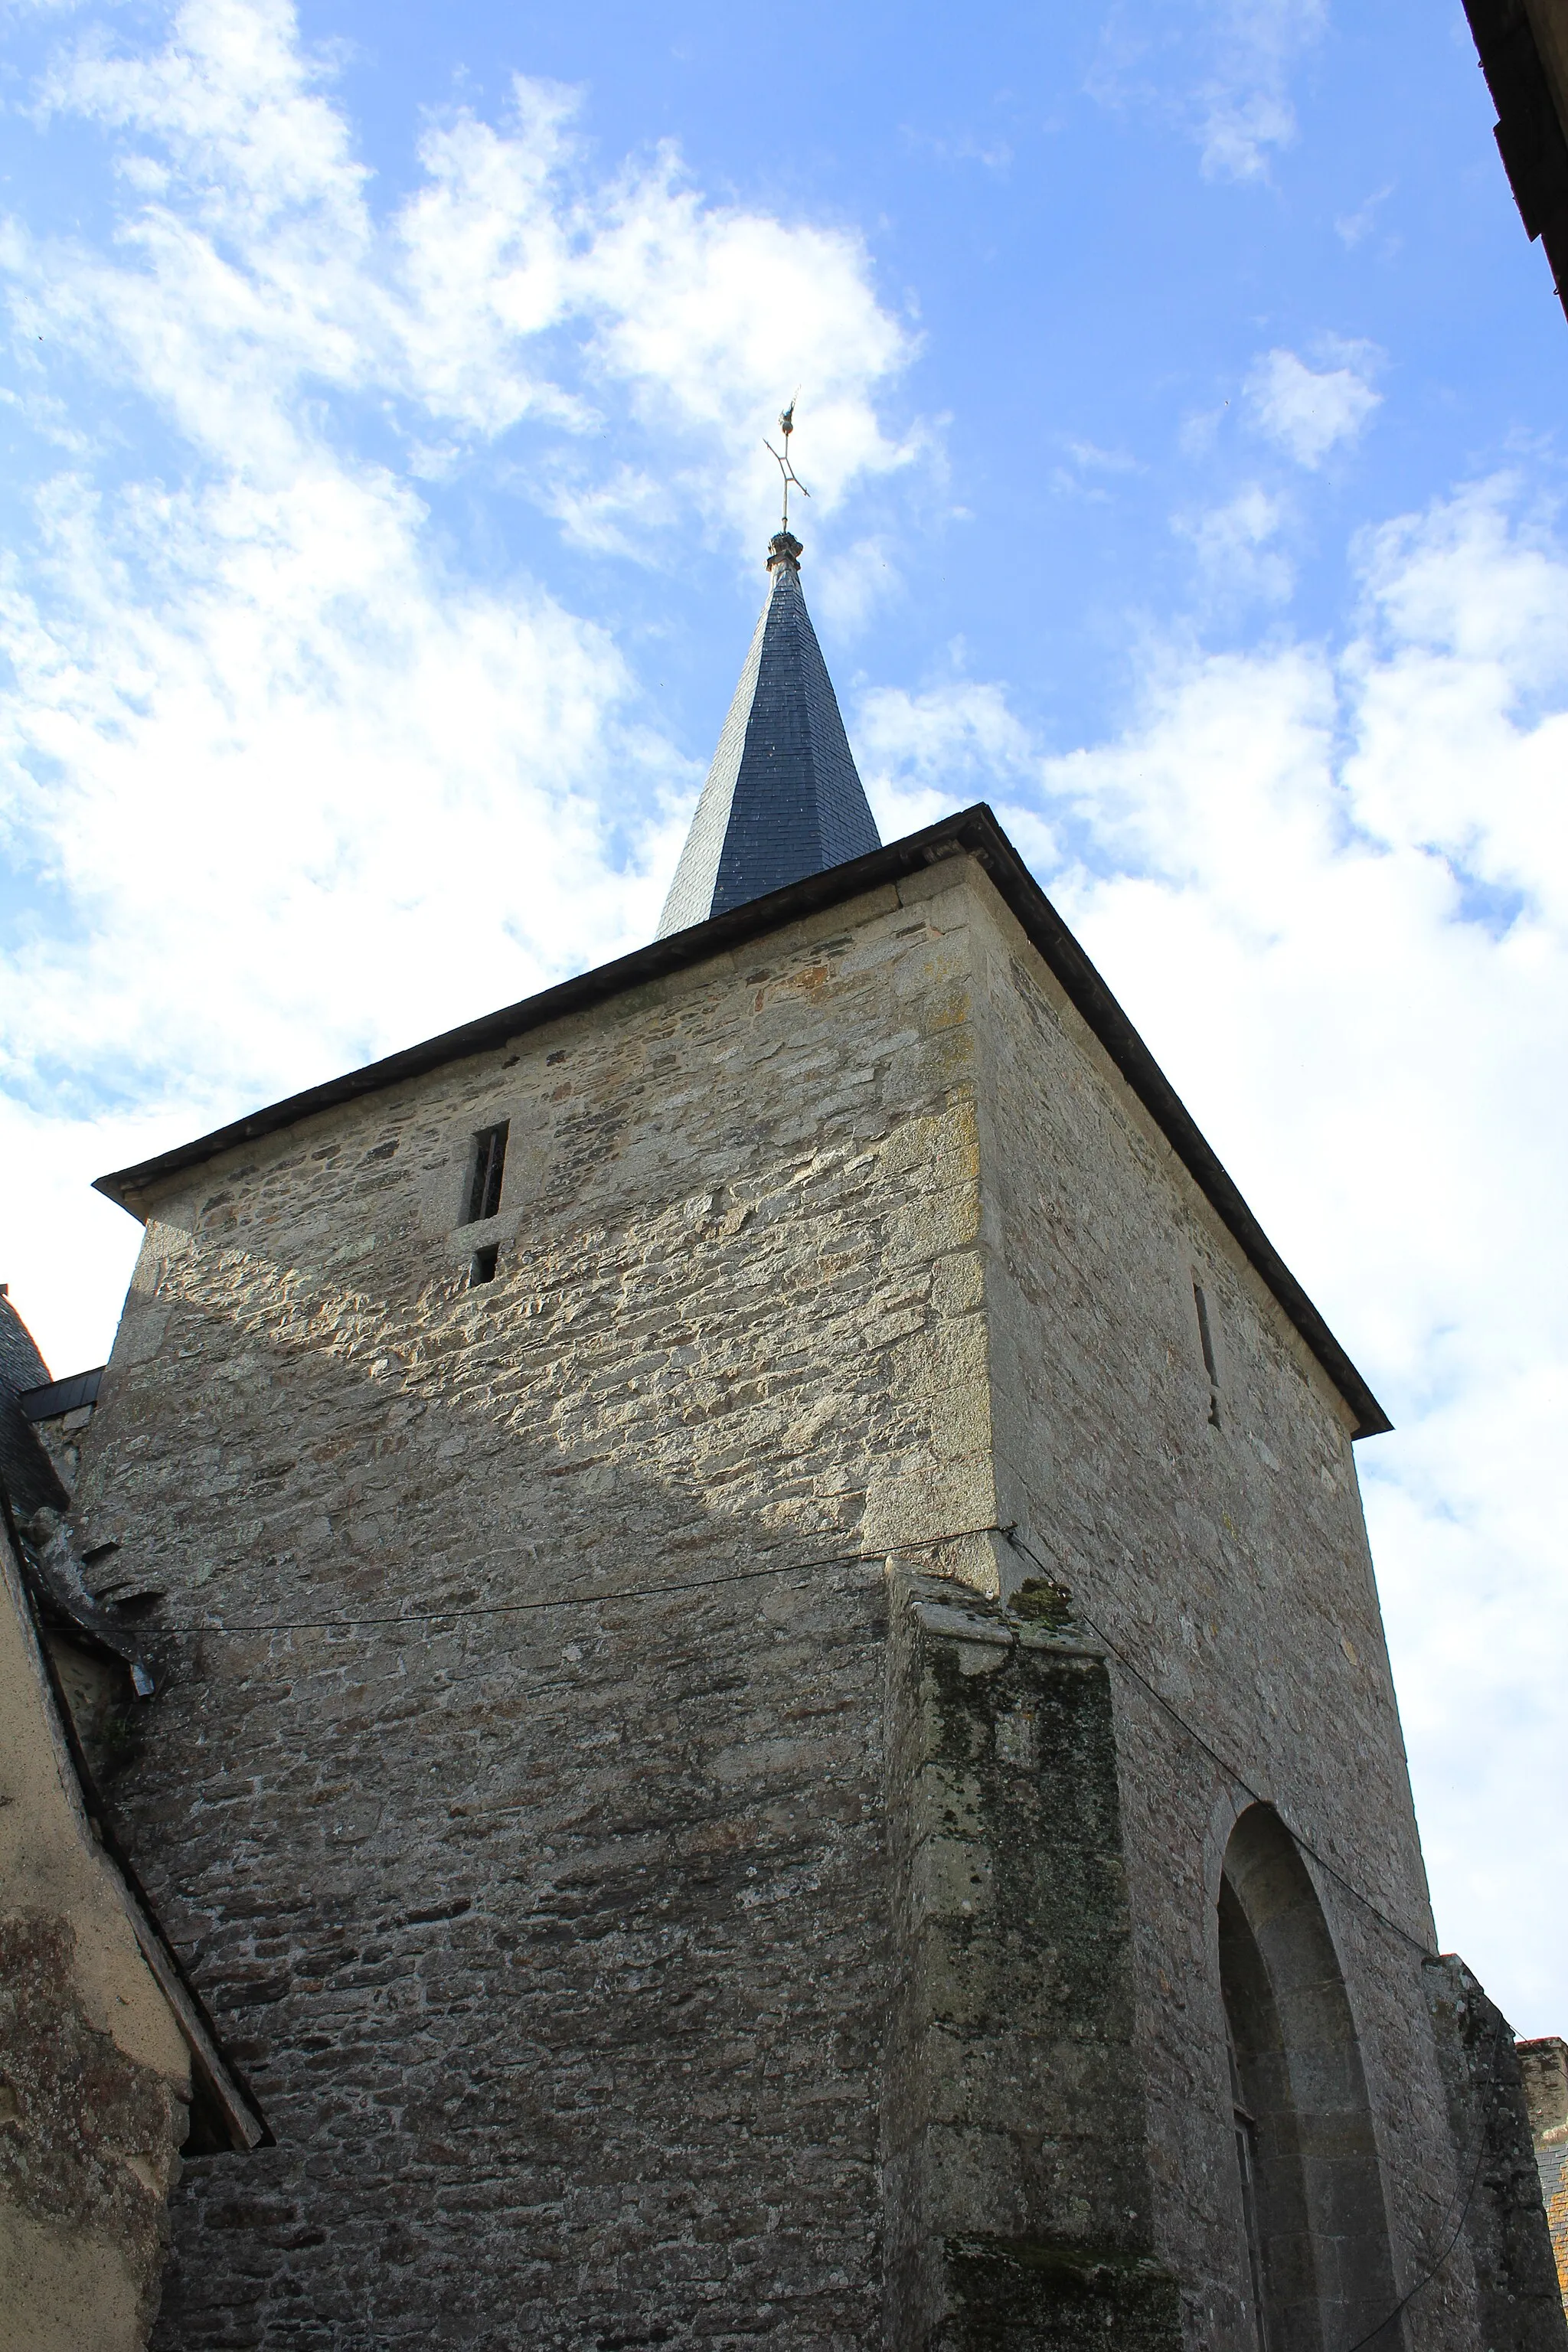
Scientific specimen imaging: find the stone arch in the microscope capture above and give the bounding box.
[1218,1803,1401,2352]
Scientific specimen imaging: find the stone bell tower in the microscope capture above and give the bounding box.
[51,499,1565,2349]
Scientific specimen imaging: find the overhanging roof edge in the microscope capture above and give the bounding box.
[93,805,1391,1439]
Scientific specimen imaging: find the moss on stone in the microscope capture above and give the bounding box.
[937,2233,1182,2350]
[1007,1578,1073,1632]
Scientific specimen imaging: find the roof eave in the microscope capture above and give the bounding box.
[94,805,1391,1439]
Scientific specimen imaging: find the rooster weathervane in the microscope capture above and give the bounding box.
[764,394,810,533]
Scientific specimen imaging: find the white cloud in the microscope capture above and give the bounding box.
[0,0,917,1364]
[857,675,1050,848]
[1064,438,1141,475]
[1249,341,1383,469]
[856,479,1568,2033]
[812,534,897,635]
[1051,437,1144,503]
[1335,183,1395,250]
[18,1,918,528]
[1193,0,1327,181]
[900,122,1014,174]
[1175,482,1295,605]
[1089,0,1327,185]
[539,462,676,561]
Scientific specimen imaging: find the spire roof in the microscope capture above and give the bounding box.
[656,531,881,938]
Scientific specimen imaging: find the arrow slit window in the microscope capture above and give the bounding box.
[463,1123,508,1225]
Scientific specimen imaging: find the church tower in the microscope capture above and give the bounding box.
[41,492,1566,2347]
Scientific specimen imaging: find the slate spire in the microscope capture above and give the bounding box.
[656,529,881,937]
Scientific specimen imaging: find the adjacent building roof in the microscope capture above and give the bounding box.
[0,1287,70,1521]
[0,1292,152,1684]
[1464,0,1568,325]
[96,804,1392,1439]
[20,1367,105,1423]
[656,531,880,936]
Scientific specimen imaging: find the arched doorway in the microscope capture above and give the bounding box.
[1218,1805,1401,2352]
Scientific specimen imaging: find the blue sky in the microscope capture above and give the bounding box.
[3,0,1567,2033]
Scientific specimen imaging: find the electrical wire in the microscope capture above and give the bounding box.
[149,1505,1508,2337]
[183,1546,864,1635]
[990,1527,1504,2352]
[1338,2011,1506,2352]
[998,1524,1435,1960]
[179,1514,1431,1959]
[168,1524,991,1637]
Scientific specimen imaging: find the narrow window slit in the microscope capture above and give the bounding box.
[1194,1280,1222,1427]
[463,1122,508,1224]
[469,1243,500,1288]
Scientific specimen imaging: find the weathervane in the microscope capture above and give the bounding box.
[764,395,810,534]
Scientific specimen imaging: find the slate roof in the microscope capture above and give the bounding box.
[657,531,880,936]
[1462,0,1568,330]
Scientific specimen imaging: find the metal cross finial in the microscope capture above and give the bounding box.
[764,393,810,533]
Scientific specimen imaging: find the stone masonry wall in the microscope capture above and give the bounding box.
[72,866,1008,2348]
[960,869,1485,2350]
[68,850,1501,2347]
